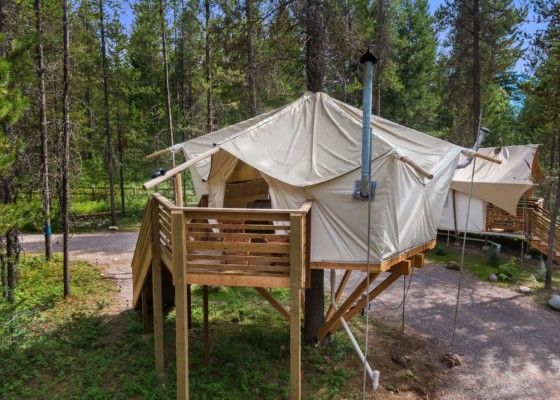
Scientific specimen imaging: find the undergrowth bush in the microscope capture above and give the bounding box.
[488,246,501,267]
[496,258,517,281]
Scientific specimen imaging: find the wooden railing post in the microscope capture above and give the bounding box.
[151,198,165,380]
[172,209,189,400]
[289,212,303,400]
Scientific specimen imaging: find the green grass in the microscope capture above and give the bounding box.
[426,243,560,303]
[1,260,364,399]
[0,255,175,399]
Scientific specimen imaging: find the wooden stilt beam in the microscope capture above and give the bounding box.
[174,173,183,207]
[151,199,165,380]
[172,210,188,399]
[290,212,303,400]
[203,285,210,365]
[412,253,425,269]
[316,272,380,341]
[142,285,149,334]
[255,287,290,321]
[187,284,192,329]
[326,270,352,320]
[331,262,411,333]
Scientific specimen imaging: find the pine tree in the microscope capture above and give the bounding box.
[436,0,525,145]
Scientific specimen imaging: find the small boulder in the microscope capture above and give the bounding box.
[441,353,463,368]
[518,286,532,294]
[446,261,461,271]
[549,295,560,311]
[488,273,498,282]
[108,225,119,231]
[391,354,411,367]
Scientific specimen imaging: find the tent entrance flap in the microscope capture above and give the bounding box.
[223,160,269,208]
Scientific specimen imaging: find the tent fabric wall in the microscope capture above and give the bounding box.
[450,145,541,216]
[180,92,463,264]
[438,191,486,233]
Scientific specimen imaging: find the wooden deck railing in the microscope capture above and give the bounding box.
[484,199,560,260]
[131,194,313,399]
[131,194,313,307]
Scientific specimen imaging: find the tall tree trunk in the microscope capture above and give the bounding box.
[35,0,52,259]
[472,0,481,141]
[99,0,117,227]
[116,97,125,214]
[305,0,325,92]
[160,0,182,206]
[246,0,257,117]
[62,0,71,298]
[304,0,325,344]
[545,130,560,290]
[205,0,213,133]
[85,89,93,159]
[375,0,384,116]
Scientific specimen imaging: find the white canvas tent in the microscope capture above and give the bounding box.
[178,92,465,265]
[438,144,544,235]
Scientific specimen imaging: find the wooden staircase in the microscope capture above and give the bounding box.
[485,200,560,263]
[528,205,560,263]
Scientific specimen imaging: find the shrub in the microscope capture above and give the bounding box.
[537,256,547,282]
[496,258,517,281]
[488,246,501,267]
[435,246,448,256]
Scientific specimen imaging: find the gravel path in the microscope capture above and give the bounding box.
[22,232,560,399]
[328,266,560,400]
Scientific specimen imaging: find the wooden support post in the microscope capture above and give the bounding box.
[203,285,210,366]
[172,210,188,399]
[187,284,192,329]
[142,286,149,334]
[290,213,303,400]
[304,209,312,288]
[174,173,183,207]
[412,253,425,269]
[151,199,165,380]
[326,270,352,320]
[316,272,380,341]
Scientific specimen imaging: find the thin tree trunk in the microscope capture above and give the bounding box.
[205,0,213,133]
[472,0,481,142]
[375,0,384,116]
[246,0,257,117]
[35,0,52,259]
[62,0,71,298]
[160,0,182,206]
[305,0,325,92]
[116,98,125,214]
[99,0,117,227]
[304,0,325,344]
[545,131,560,290]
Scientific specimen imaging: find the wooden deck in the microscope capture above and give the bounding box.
[131,194,435,399]
[485,201,560,262]
[131,194,311,399]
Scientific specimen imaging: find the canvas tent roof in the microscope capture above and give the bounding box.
[450,145,543,215]
[182,92,461,187]
[178,92,465,264]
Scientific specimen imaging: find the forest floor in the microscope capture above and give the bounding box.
[21,232,560,399]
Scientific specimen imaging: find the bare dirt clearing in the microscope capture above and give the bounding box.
[22,232,560,399]
[334,265,560,400]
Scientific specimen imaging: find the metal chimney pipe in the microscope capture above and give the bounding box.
[456,127,490,169]
[359,50,377,198]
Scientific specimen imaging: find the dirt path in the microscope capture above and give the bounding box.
[22,232,560,399]
[329,266,560,400]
